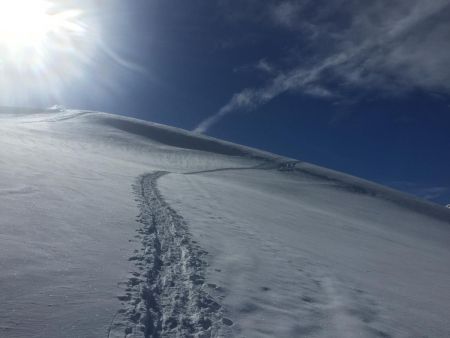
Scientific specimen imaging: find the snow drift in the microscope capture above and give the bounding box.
[0,108,449,338]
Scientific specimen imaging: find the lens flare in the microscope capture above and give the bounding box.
[0,1,75,48]
[0,0,98,105]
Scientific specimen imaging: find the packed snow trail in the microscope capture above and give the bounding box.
[109,171,231,338]
[111,161,445,338]
[109,162,291,337]
[1,109,449,337]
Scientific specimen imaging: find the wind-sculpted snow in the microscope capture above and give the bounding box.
[95,114,275,160]
[0,108,449,338]
[159,168,450,337]
[290,162,450,223]
[109,172,231,338]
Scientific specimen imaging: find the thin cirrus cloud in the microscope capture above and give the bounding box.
[388,181,449,201]
[194,0,450,133]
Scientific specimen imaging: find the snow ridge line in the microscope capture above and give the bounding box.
[183,161,278,175]
[110,171,227,338]
[21,110,94,123]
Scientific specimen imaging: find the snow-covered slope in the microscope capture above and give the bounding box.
[0,108,449,338]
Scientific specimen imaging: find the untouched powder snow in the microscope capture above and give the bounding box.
[0,108,449,338]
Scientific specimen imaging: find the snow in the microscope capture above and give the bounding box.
[0,108,449,337]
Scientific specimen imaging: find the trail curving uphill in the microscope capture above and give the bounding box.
[109,162,397,338]
[109,171,230,338]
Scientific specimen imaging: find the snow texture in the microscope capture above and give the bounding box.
[0,107,449,338]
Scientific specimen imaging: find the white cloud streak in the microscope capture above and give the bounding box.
[98,38,148,74]
[389,181,449,201]
[195,0,450,133]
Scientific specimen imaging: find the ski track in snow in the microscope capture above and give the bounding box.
[1,110,448,337]
[109,171,232,338]
[109,164,393,338]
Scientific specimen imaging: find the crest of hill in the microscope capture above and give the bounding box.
[2,106,450,223]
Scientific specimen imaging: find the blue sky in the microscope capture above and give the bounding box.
[1,0,450,204]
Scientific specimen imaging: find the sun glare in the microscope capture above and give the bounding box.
[0,0,99,104]
[0,0,85,52]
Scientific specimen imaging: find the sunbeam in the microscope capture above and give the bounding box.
[0,0,97,104]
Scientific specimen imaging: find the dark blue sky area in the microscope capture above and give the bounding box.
[4,0,450,204]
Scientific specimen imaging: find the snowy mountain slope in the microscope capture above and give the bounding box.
[0,108,449,338]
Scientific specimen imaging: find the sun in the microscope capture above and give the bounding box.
[0,0,95,74]
[0,0,99,104]
[0,1,139,106]
[0,0,55,51]
[0,0,85,53]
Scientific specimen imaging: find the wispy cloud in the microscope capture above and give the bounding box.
[98,39,148,74]
[388,181,449,202]
[195,0,450,132]
[271,1,304,28]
